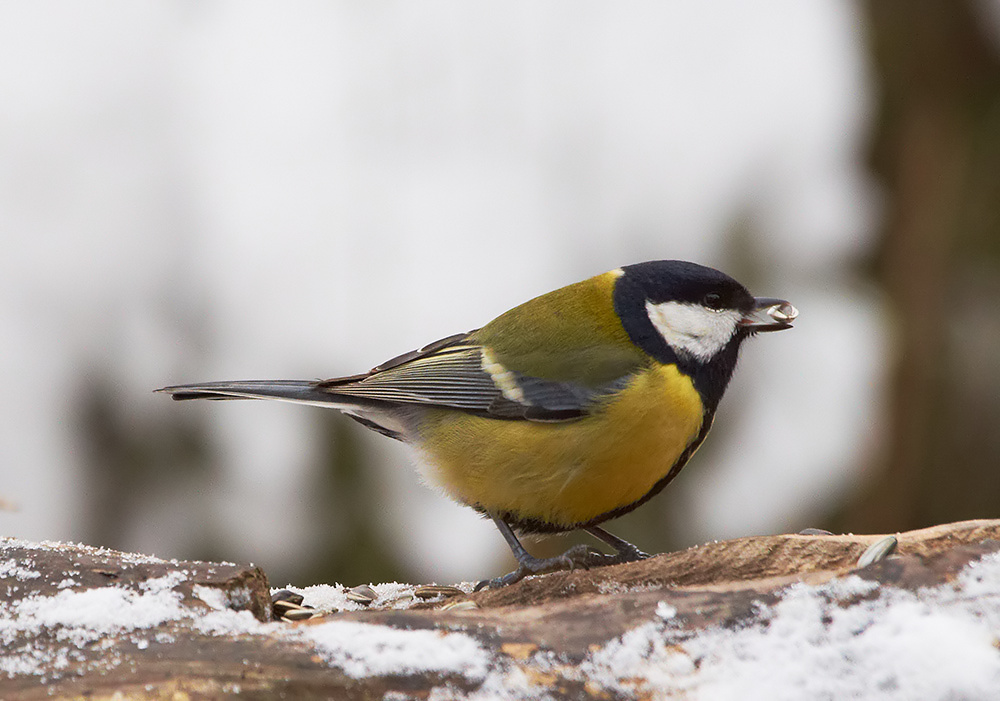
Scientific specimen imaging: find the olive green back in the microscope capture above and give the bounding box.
[470,270,647,386]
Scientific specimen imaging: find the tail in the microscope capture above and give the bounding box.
[156,380,356,411]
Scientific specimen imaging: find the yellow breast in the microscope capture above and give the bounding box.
[416,363,705,529]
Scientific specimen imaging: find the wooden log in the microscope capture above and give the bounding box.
[2,520,999,699]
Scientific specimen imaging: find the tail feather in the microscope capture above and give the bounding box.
[155,380,356,410]
[158,379,411,441]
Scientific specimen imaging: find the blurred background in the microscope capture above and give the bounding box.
[1,1,998,587]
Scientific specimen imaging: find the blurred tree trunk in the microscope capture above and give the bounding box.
[845,1,1000,531]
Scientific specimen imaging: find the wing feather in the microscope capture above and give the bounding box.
[318,335,622,421]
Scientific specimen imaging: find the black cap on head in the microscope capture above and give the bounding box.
[620,260,755,312]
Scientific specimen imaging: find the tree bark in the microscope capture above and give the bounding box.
[3,520,999,699]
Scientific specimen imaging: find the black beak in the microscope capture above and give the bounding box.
[739,297,798,332]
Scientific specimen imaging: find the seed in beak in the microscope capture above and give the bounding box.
[768,302,798,323]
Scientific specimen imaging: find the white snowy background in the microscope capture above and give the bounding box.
[0,1,903,584]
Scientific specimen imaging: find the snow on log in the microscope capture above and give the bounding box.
[2,520,999,699]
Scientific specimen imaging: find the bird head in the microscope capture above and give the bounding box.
[613,260,797,408]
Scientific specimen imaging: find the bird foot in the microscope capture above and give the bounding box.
[474,544,603,590]
[607,542,650,563]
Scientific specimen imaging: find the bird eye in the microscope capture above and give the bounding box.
[703,292,724,310]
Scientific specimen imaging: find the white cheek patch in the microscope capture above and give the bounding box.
[645,300,740,362]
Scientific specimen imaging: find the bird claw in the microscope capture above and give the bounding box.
[610,544,650,564]
[474,544,607,590]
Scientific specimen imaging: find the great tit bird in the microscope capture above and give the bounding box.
[158,260,796,588]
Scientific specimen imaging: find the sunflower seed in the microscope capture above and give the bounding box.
[440,600,478,611]
[414,585,465,600]
[346,584,377,605]
[857,535,898,568]
[282,608,317,621]
[271,589,304,606]
[273,599,316,622]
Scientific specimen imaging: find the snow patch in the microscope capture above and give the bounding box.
[303,621,488,680]
[1,543,487,685]
[574,553,1000,701]
[0,573,189,678]
[274,580,476,614]
[655,600,678,620]
[0,558,41,581]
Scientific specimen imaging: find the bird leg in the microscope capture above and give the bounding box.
[475,514,603,590]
